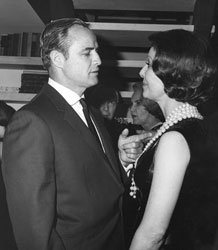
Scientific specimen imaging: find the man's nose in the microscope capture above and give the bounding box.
[94,51,101,65]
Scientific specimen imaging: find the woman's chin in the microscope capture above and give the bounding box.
[143,92,149,98]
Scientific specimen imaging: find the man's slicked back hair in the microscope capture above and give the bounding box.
[40,18,89,70]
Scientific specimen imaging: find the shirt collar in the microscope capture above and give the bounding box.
[48,78,84,106]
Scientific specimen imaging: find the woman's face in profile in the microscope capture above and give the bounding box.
[139,47,164,102]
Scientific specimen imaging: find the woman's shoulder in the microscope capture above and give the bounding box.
[156,131,190,163]
[158,130,189,149]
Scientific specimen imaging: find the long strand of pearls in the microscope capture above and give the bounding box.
[129,103,203,198]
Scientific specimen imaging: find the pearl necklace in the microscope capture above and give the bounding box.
[129,103,203,198]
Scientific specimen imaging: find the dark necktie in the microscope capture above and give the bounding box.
[80,98,102,147]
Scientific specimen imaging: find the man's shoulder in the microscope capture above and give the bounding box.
[15,91,58,123]
[21,93,50,112]
[22,83,65,110]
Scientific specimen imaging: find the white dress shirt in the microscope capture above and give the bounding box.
[48,78,105,150]
[48,78,88,125]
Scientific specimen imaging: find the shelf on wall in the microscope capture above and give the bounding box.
[88,22,194,31]
[0,56,146,68]
[74,0,196,12]
[0,56,42,65]
[0,91,132,103]
[0,56,43,70]
[88,23,194,48]
[0,92,35,103]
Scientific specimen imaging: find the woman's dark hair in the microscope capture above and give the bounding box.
[149,29,218,106]
[40,18,89,70]
[0,101,15,127]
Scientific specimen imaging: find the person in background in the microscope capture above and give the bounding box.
[86,84,123,151]
[2,18,148,250]
[123,83,164,248]
[86,84,120,121]
[87,84,144,152]
[127,29,218,250]
[0,101,17,250]
[0,101,15,127]
[130,82,164,134]
[0,101,15,159]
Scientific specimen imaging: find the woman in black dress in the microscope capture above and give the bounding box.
[126,29,218,250]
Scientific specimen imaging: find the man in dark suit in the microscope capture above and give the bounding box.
[0,101,17,250]
[2,18,147,250]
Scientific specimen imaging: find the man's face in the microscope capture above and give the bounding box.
[61,26,101,94]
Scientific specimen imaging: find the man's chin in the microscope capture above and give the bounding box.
[87,80,99,88]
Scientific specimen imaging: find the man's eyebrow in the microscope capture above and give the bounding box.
[82,47,96,51]
[82,46,99,51]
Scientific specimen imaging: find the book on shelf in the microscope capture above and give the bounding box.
[26,32,33,57]
[0,32,41,57]
[21,32,28,56]
[6,34,13,56]
[31,33,41,57]
[17,33,23,56]
[20,70,48,93]
[0,34,9,55]
[4,33,20,56]
[11,33,20,56]
[0,47,3,55]
[22,70,47,75]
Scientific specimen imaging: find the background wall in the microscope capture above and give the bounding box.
[0,0,44,33]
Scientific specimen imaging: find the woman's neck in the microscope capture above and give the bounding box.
[159,98,185,119]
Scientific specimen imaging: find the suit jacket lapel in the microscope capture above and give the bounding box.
[65,105,121,180]
[90,108,120,177]
[40,84,121,180]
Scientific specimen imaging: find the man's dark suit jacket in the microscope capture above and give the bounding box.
[0,165,17,250]
[2,84,125,250]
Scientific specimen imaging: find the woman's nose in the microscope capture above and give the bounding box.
[139,66,145,78]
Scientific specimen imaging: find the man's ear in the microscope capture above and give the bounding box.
[50,50,65,68]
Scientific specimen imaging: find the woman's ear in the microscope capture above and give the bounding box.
[50,50,65,69]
